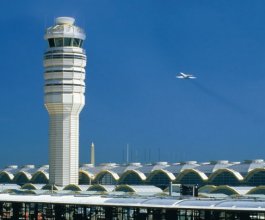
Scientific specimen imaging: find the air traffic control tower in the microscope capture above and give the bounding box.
[44,17,86,186]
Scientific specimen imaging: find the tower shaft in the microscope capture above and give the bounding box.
[48,112,80,185]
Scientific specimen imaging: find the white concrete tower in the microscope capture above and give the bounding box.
[44,17,86,186]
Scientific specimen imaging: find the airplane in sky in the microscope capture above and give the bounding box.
[176,72,196,79]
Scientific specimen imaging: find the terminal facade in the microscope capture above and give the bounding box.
[1,159,265,188]
[0,195,264,220]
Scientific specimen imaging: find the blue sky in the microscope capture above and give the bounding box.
[0,0,265,166]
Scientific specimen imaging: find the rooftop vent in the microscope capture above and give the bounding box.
[231,162,241,165]
[23,165,35,169]
[252,159,264,164]
[100,163,117,167]
[128,163,141,166]
[185,161,197,165]
[217,160,229,164]
[201,162,211,165]
[154,162,168,166]
[6,165,18,169]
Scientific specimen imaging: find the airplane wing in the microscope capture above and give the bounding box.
[179,72,186,77]
[176,75,185,79]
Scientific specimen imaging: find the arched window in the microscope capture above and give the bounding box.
[246,170,265,186]
[95,172,117,185]
[147,172,171,189]
[31,172,48,184]
[0,172,12,183]
[211,171,240,186]
[79,171,92,185]
[119,172,143,185]
[13,173,30,185]
[176,172,204,185]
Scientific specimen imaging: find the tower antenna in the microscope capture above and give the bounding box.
[126,144,129,164]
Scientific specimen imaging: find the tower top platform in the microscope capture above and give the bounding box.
[45,16,85,40]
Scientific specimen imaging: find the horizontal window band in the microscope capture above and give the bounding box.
[45,92,84,94]
[45,51,85,55]
[44,58,86,61]
[44,55,86,59]
[45,70,85,73]
[48,38,84,48]
[45,84,85,87]
[45,53,85,56]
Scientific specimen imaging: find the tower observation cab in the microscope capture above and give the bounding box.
[44,17,86,186]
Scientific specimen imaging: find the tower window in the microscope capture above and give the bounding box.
[48,39,55,47]
[55,38,63,47]
[73,38,80,47]
[64,38,72,46]
[79,40,83,48]
[48,38,83,48]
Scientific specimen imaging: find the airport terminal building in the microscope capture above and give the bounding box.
[1,159,265,189]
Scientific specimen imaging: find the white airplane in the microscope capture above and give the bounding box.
[176,72,196,79]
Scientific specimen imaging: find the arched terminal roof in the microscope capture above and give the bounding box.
[175,169,208,183]
[196,161,232,175]
[94,170,120,182]
[211,186,254,195]
[108,163,143,175]
[146,169,176,182]
[13,171,32,184]
[115,185,163,194]
[247,186,265,195]
[119,169,146,183]
[79,163,117,176]
[244,168,265,185]
[0,171,14,183]
[165,161,199,174]
[42,184,63,191]
[228,160,265,176]
[87,184,115,192]
[21,184,46,190]
[137,162,170,175]
[63,184,89,191]
[209,168,244,182]
[1,160,265,186]
[1,165,19,175]
[31,171,49,184]
[198,185,217,193]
